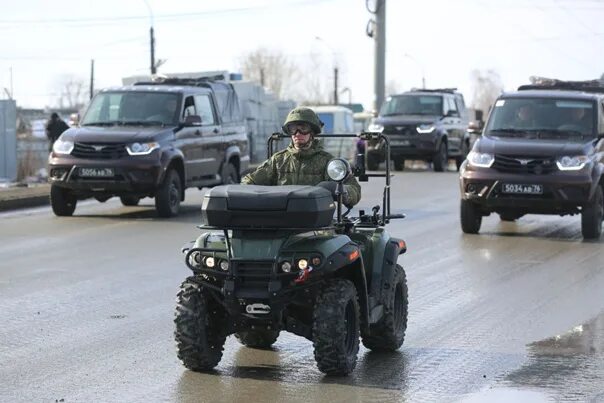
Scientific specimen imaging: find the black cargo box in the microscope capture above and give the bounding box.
[201,185,335,228]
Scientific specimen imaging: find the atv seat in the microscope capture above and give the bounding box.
[201,185,335,228]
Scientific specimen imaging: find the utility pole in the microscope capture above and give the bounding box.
[374,0,386,113]
[89,59,95,100]
[260,68,265,86]
[150,26,156,74]
[334,67,339,105]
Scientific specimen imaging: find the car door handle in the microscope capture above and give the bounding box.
[213,128,220,134]
[195,130,201,135]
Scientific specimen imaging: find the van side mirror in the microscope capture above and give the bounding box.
[445,110,459,118]
[184,115,202,126]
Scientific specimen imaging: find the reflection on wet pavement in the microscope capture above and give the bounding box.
[504,311,604,402]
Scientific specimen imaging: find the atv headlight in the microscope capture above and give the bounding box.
[467,151,494,168]
[327,158,350,182]
[203,256,215,268]
[367,122,384,133]
[126,142,159,155]
[53,138,74,155]
[219,260,229,271]
[416,124,435,134]
[556,155,589,171]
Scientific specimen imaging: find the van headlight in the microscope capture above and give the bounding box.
[416,124,435,134]
[467,151,494,168]
[556,155,589,171]
[126,142,159,155]
[53,138,74,155]
[367,122,384,132]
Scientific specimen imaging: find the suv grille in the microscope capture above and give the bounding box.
[72,143,128,159]
[493,154,557,175]
[383,125,417,135]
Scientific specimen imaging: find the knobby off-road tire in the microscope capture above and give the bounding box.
[581,186,603,240]
[50,185,77,216]
[235,330,280,349]
[433,142,448,172]
[221,162,239,185]
[120,195,140,206]
[460,199,482,234]
[174,278,227,371]
[362,264,408,351]
[155,169,181,218]
[312,279,360,376]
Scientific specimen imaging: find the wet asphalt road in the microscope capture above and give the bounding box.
[1,167,603,403]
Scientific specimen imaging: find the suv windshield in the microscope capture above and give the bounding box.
[379,94,443,116]
[81,91,181,127]
[485,97,596,139]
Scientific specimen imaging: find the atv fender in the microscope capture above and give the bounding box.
[378,237,406,305]
[323,243,370,336]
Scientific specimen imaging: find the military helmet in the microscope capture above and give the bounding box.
[282,107,324,135]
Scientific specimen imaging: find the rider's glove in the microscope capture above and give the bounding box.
[316,181,338,200]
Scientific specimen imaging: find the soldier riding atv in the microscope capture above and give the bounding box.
[174,109,408,376]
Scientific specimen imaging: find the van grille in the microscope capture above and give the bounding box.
[72,143,128,159]
[493,154,557,175]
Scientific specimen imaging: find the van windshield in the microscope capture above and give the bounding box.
[485,97,596,139]
[379,95,443,116]
[81,91,181,127]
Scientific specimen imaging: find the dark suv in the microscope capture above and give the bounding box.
[367,89,470,171]
[48,78,249,217]
[459,79,604,239]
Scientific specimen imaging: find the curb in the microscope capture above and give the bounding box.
[0,185,50,212]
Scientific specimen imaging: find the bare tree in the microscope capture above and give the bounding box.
[469,69,504,114]
[55,75,88,109]
[239,48,300,99]
[386,79,402,96]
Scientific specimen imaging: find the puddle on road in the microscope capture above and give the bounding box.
[503,311,604,402]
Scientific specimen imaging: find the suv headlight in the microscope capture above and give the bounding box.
[416,124,435,134]
[52,138,74,155]
[368,122,384,132]
[556,155,589,171]
[126,142,159,155]
[467,151,494,168]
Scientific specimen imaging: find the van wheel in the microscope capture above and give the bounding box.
[222,162,239,184]
[174,278,226,371]
[460,199,482,234]
[367,153,379,170]
[235,330,280,349]
[120,196,140,206]
[50,185,77,216]
[362,264,408,351]
[312,279,360,376]
[581,186,603,239]
[433,142,448,172]
[155,169,181,217]
[393,157,405,171]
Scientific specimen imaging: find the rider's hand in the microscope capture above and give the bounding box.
[316,181,338,199]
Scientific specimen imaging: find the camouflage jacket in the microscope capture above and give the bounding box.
[241,140,361,207]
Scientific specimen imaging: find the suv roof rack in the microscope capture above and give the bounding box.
[518,76,604,94]
[409,88,458,94]
[133,75,227,87]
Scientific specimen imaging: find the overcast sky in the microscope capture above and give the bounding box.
[1,0,603,111]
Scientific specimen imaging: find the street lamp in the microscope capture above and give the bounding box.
[403,53,426,89]
[315,36,339,104]
[143,0,156,75]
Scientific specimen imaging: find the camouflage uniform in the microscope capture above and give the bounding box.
[241,140,361,207]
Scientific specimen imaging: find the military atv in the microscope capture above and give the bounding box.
[174,132,408,376]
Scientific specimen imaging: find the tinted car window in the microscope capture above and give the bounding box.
[194,94,217,126]
[486,97,596,137]
[380,95,443,116]
[82,91,181,126]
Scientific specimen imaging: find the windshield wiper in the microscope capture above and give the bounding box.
[120,120,167,127]
[532,128,585,138]
[81,121,123,127]
[488,128,532,136]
